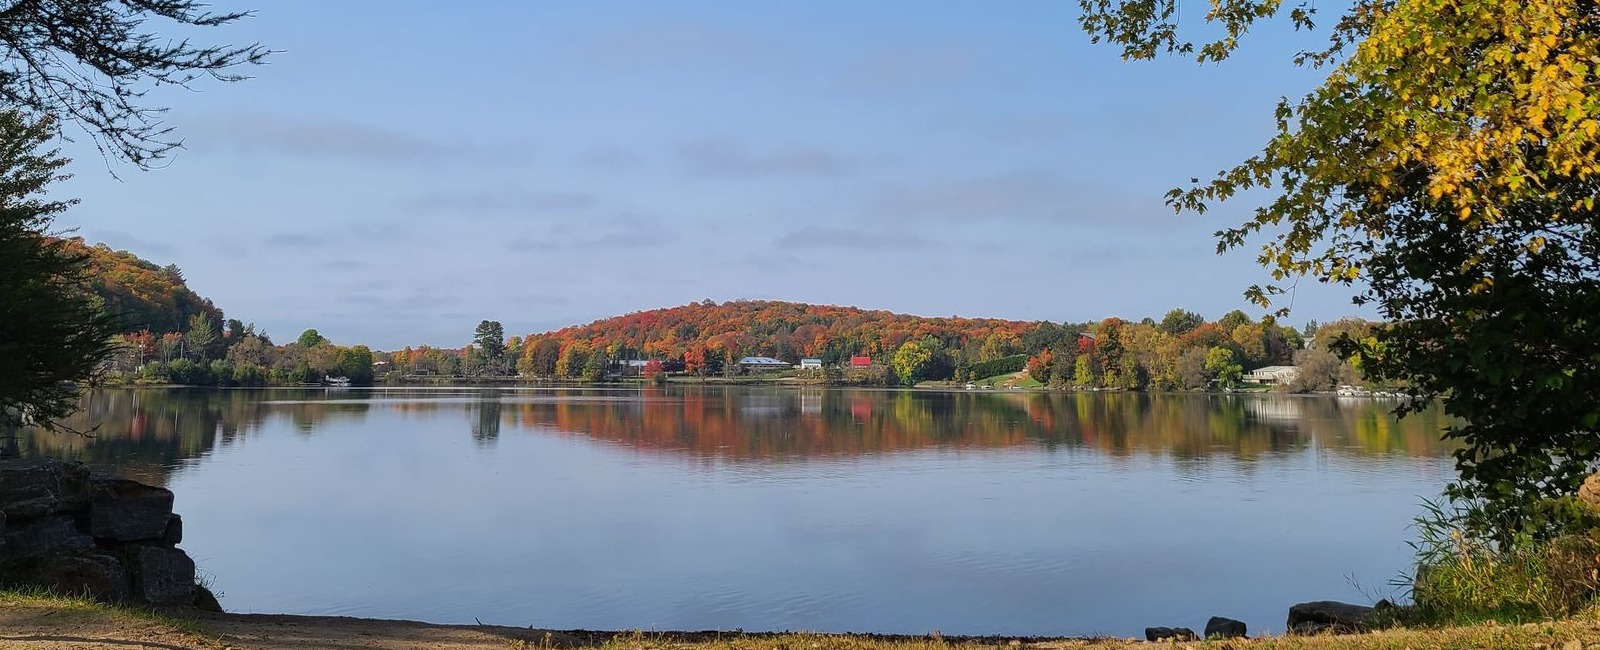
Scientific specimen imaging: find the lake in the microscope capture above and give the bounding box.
[20,387,1456,637]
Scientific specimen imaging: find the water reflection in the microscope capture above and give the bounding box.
[25,388,1453,486]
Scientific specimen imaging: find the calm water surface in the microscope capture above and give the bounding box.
[22,387,1456,636]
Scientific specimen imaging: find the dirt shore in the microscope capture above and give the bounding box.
[4,595,1600,650]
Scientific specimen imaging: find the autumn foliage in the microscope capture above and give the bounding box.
[61,237,222,335]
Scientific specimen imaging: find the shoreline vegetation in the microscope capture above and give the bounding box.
[4,589,1600,650]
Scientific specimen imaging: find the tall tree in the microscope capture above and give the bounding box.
[0,113,121,432]
[1080,0,1600,540]
[473,320,506,366]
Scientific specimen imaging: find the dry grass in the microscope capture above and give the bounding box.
[5,589,1600,650]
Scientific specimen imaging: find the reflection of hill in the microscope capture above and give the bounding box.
[495,389,1456,462]
[18,388,1455,486]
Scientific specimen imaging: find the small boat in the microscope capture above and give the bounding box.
[323,375,352,387]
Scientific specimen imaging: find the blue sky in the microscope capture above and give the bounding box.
[56,1,1367,349]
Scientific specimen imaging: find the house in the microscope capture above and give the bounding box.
[849,356,871,368]
[739,356,793,371]
[1245,365,1300,385]
[799,358,823,369]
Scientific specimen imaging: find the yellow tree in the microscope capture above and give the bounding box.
[1081,0,1600,541]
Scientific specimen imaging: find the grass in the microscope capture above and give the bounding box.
[0,585,218,641]
[972,372,1043,389]
[579,619,1600,650]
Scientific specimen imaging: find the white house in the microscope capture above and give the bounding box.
[798,358,823,369]
[739,356,793,371]
[1245,365,1300,385]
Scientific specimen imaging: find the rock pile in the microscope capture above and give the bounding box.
[0,458,204,608]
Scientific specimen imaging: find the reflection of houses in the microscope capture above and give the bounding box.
[1243,396,1306,421]
[799,358,823,370]
[1245,365,1300,385]
[739,356,793,371]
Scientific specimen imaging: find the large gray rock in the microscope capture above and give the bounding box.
[85,477,174,542]
[0,458,91,518]
[1,514,93,560]
[123,544,195,606]
[1204,616,1247,639]
[1287,600,1376,634]
[33,553,130,603]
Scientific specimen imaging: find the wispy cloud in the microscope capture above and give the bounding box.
[575,147,644,170]
[406,189,598,217]
[775,226,930,251]
[678,138,851,178]
[870,171,1167,224]
[584,22,784,71]
[189,112,501,163]
[264,233,324,249]
[839,44,978,95]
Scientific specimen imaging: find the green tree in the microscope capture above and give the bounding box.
[297,329,327,348]
[473,320,505,367]
[183,313,218,361]
[1080,0,1600,541]
[1158,308,1204,335]
[891,340,935,387]
[1204,347,1243,389]
[0,114,122,433]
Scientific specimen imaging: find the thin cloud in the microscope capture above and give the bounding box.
[264,233,323,249]
[839,44,978,95]
[870,171,1168,224]
[678,138,851,178]
[584,22,784,71]
[576,147,644,170]
[407,189,598,216]
[189,112,493,163]
[775,227,930,251]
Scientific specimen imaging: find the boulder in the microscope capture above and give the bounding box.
[1287,600,1376,634]
[33,553,130,603]
[85,478,174,542]
[122,544,195,606]
[193,583,223,613]
[160,514,182,546]
[0,458,90,518]
[1144,627,1197,641]
[1204,616,1247,639]
[1,514,93,560]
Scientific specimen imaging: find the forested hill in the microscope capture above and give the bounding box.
[63,237,222,335]
[522,300,1050,363]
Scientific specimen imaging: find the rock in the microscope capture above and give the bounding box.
[122,544,195,606]
[1287,600,1376,634]
[193,583,223,613]
[1291,621,1331,635]
[1580,473,1600,510]
[1204,616,1247,639]
[1,514,93,559]
[0,458,91,518]
[160,514,182,546]
[1144,627,1197,641]
[33,553,130,603]
[85,477,174,542]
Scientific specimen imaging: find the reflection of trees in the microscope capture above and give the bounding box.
[472,395,503,447]
[20,388,1456,483]
[500,388,1456,462]
[20,389,373,485]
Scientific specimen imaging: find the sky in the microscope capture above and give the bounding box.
[55,0,1371,350]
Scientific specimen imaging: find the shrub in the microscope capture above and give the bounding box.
[1403,497,1600,625]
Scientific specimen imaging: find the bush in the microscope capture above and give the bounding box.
[968,354,1027,380]
[1404,497,1600,625]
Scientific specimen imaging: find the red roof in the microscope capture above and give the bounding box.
[849,356,871,367]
